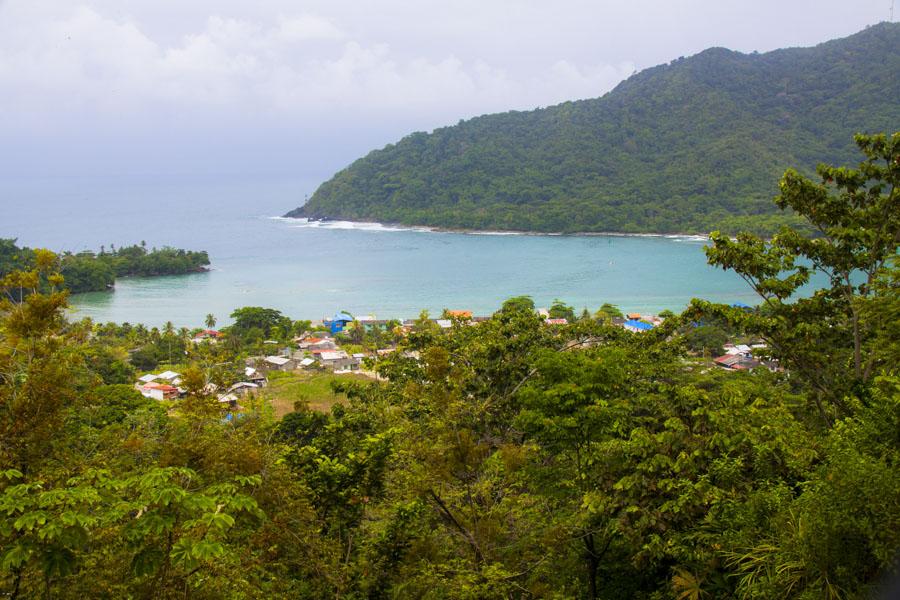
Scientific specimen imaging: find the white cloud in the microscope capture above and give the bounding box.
[0,0,880,176]
[276,14,346,42]
[0,1,635,126]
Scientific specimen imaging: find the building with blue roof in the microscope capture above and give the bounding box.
[624,319,654,332]
[324,312,355,334]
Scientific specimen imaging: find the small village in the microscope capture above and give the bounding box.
[133,305,773,412]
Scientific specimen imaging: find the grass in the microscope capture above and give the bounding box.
[261,369,372,417]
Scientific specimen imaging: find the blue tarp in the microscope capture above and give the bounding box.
[624,319,653,331]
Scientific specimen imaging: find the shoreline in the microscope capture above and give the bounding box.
[274,216,711,241]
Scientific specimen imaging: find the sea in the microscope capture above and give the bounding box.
[3,173,772,328]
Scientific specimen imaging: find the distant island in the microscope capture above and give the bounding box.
[286,23,900,235]
[0,238,210,294]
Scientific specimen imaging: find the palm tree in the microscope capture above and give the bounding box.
[163,321,176,364]
[205,313,217,329]
[348,320,365,344]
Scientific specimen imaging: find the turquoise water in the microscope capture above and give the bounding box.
[3,175,765,327]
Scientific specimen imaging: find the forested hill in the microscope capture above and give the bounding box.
[286,23,900,234]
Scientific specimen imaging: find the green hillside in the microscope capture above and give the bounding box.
[286,23,900,234]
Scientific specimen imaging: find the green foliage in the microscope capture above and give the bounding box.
[595,302,624,321]
[1,132,898,597]
[81,384,163,428]
[0,239,210,295]
[548,299,576,321]
[287,24,900,235]
[683,324,729,356]
[500,295,535,313]
[697,132,900,424]
[58,254,116,294]
[228,306,292,339]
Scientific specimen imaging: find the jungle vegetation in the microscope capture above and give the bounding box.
[1,134,898,598]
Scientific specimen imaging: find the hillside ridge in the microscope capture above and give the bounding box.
[286,23,900,235]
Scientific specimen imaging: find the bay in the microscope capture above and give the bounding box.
[3,174,764,327]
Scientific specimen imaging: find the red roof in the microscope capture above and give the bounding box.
[447,310,472,318]
[195,329,222,338]
[143,383,178,392]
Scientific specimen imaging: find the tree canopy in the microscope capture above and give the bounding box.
[1,134,898,598]
[0,240,210,294]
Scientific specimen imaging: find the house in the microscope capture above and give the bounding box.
[298,357,316,368]
[192,329,222,343]
[264,355,295,371]
[157,370,180,381]
[227,382,260,397]
[324,312,355,334]
[446,310,472,319]
[297,336,326,349]
[139,382,179,400]
[308,339,338,352]
[624,319,654,332]
[714,354,761,370]
[244,367,268,386]
[724,344,752,356]
[137,373,159,384]
[217,393,239,408]
[545,318,568,325]
[435,319,453,329]
[626,313,643,320]
[319,350,360,371]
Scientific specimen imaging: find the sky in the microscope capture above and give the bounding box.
[0,0,893,181]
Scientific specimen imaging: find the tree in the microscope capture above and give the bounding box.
[229,306,290,338]
[548,299,576,321]
[683,324,729,357]
[204,313,216,329]
[697,132,900,424]
[0,250,80,472]
[595,303,623,321]
[500,295,535,313]
[346,319,365,344]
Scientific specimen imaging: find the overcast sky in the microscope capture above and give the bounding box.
[0,0,892,180]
